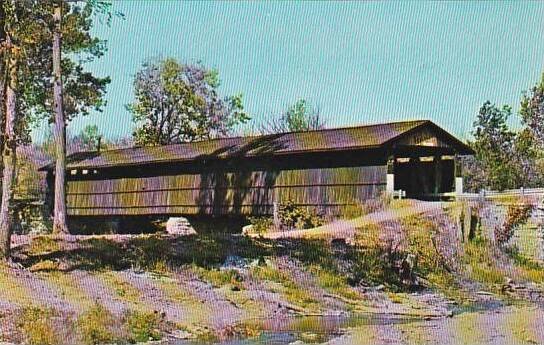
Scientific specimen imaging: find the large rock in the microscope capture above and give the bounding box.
[166,217,197,236]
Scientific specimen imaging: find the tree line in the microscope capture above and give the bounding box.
[463,75,544,192]
[0,0,120,260]
[0,0,322,261]
[2,1,539,263]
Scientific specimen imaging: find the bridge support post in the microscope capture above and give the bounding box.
[386,155,395,196]
[454,155,463,197]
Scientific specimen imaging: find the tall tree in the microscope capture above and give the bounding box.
[72,124,101,151]
[520,73,544,148]
[259,98,325,134]
[128,58,250,146]
[466,101,521,191]
[0,0,112,258]
[0,1,19,259]
[52,1,68,234]
[49,0,120,234]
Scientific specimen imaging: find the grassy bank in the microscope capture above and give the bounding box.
[2,203,544,344]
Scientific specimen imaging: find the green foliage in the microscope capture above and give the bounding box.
[9,0,112,127]
[128,57,250,146]
[249,265,319,309]
[194,266,245,290]
[77,303,117,345]
[309,265,360,300]
[495,202,534,246]
[465,73,544,192]
[17,307,60,345]
[506,246,544,283]
[260,98,325,134]
[124,310,162,343]
[129,235,173,271]
[520,73,544,148]
[467,101,521,191]
[278,200,323,230]
[74,124,101,151]
[463,239,506,285]
[28,236,60,255]
[247,217,273,234]
[338,203,366,220]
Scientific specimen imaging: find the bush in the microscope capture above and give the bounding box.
[278,200,323,230]
[124,310,163,343]
[129,235,172,271]
[495,202,534,246]
[194,266,245,289]
[17,307,60,345]
[28,236,61,255]
[247,217,273,234]
[77,303,117,345]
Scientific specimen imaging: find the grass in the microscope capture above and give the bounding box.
[506,247,544,284]
[193,266,245,290]
[249,265,320,310]
[309,265,361,301]
[124,310,163,343]
[17,307,61,345]
[97,271,142,304]
[40,271,95,309]
[77,303,118,345]
[463,239,506,285]
[0,265,35,305]
[29,259,61,272]
[28,236,61,256]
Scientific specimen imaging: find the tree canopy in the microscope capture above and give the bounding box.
[128,58,250,146]
[465,91,544,191]
[520,73,544,148]
[259,98,325,134]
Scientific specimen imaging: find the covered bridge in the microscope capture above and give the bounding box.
[41,120,473,219]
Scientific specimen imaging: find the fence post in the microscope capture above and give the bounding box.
[479,189,485,202]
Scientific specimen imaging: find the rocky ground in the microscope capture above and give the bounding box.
[2,201,544,344]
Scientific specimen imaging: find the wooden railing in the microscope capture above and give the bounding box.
[458,188,544,201]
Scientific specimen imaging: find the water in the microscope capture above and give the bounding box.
[165,306,544,345]
[166,314,419,345]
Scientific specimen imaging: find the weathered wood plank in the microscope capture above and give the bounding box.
[66,165,387,216]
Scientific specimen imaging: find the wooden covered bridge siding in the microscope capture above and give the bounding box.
[42,120,474,219]
[65,164,387,217]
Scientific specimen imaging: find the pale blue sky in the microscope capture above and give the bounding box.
[35,1,544,142]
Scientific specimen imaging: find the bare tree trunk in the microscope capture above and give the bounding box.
[0,2,6,158]
[52,3,69,234]
[0,35,17,260]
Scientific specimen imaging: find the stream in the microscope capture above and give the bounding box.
[166,305,544,345]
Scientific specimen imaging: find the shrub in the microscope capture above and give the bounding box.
[124,310,163,343]
[495,202,534,246]
[278,200,323,230]
[463,239,506,285]
[194,267,244,289]
[77,303,117,345]
[17,307,60,345]
[28,236,60,255]
[338,203,366,219]
[247,217,273,234]
[129,235,172,271]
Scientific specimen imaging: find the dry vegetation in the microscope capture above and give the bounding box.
[2,200,544,344]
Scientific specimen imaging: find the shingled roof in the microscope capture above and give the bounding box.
[40,120,473,170]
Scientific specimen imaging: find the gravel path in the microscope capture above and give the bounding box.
[256,201,445,240]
